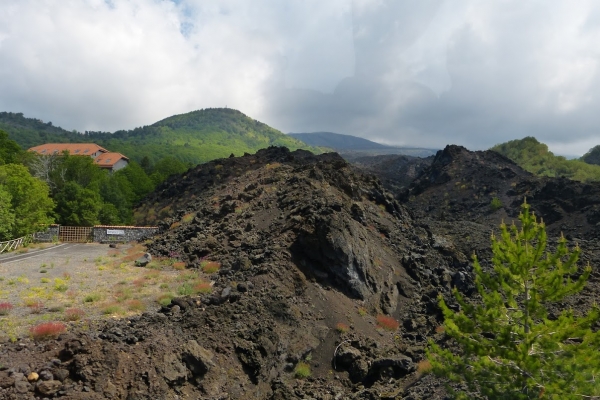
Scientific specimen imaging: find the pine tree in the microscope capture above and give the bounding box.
[427,201,600,399]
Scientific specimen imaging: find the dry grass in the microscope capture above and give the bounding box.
[416,359,433,376]
[0,302,13,315]
[64,308,85,321]
[173,262,186,270]
[29,322,66,341]
[201,261,221,274]
[376,315,400,331]
[336,322,350,333]
[0,242,194,341]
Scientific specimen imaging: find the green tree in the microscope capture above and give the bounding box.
[98,203,121,225]
[114,161,154,203]
[428,202,600,399]
[54,181,102,226]
[0,186,15,240]
[0,129,23,165]
[149,156,189,185]
[0,164,54,237]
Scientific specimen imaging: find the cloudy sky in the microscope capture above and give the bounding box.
[1,0,600,155]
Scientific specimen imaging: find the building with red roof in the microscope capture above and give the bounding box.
[28,143,129,172]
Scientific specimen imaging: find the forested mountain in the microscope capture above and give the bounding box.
[0,108,320,165]
[491,136,600,182]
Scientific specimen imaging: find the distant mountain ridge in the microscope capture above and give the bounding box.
[288,131,389,150]
[0,109,321,164]
[288,131,438,158]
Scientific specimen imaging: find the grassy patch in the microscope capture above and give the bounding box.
[101,303,125,315]
[157,293,174,306]
[294,362,311,379]
[83,293,102,303]
[64,308,85,321]
[201,261,221,274]
[193,281,213,294]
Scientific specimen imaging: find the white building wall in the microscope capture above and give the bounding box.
[111,159,129,172]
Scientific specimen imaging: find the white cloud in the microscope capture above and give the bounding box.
[0,0,599,155]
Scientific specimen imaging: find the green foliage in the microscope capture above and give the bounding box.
[427,202,600,399]
[150,156,190,185]
[0,186,15,240]
[114,161,155,203]
[0,129,24,165]
[54,181,102,226]
[294,362,311,379]
[0,164,54,237]
[491,137,600,182]
[581,144,600,166]
[490,196,502,211]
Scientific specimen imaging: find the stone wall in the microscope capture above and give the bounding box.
[33,225,60,242]
[92,226,158,243]
[34,225,158,243]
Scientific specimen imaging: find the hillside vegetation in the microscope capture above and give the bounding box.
[582,145,600,166]
[491,137,600,182]
[0,108,320,165]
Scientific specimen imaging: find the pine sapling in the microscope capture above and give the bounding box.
[427,201,600,399]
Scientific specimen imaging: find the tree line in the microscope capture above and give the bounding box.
[0,130,189,241]
[491,136,600,182]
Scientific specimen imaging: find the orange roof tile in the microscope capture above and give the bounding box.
[28,143,108,155]
[94,152,129,168]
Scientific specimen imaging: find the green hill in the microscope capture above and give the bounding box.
[491,136,600,182]
[582,145,600,166]
[0,108,320,164]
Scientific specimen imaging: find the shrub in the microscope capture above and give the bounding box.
[53,278,68,292]
[132,278,147,288]
[294,362,311,379]
[64,308,85,321]
[177,282,194,296]
[193,281,213,294]
[490,196,503,211]
[172,262,186,270]
[201,261,221,274]
[416,359,433,376]
[181,213,195,223]
[114,288,132,302]
[376,315,399,331]
[357,307,368,316]
[336,322,350,333]
[157,294,174,306]
[25,299,44,314]
[83,293,102,303]
[30,322,66,341]
[0,302,13,315]
[102,303,125,315]
[126,299,145,312]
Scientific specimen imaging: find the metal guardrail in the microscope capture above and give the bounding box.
[0,235,32,254]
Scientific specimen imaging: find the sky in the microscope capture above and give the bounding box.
[1,1,600,156]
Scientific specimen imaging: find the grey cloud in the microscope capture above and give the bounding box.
[0,0,599,156]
